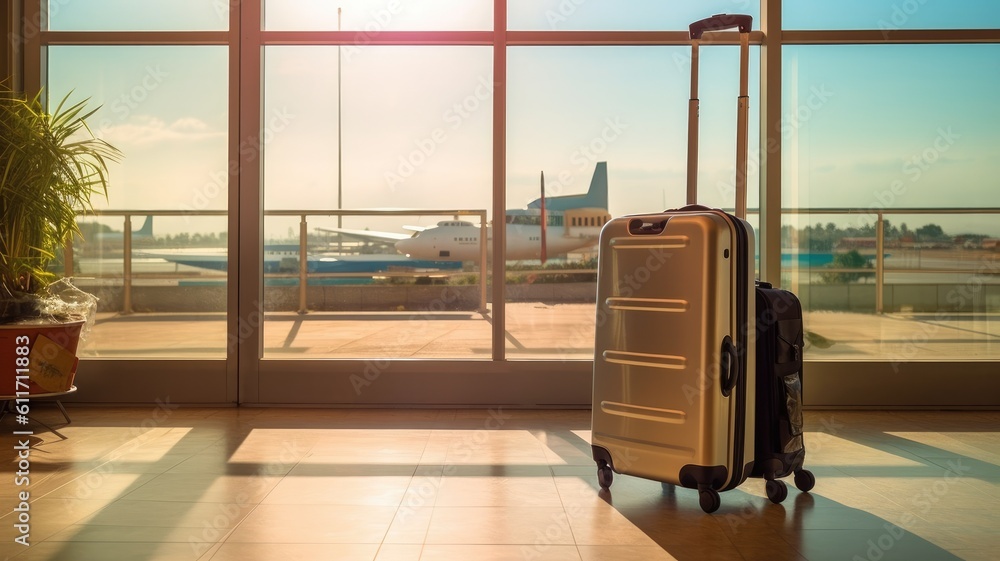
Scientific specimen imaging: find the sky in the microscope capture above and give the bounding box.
[42,0,1000,239]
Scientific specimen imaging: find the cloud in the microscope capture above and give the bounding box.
[102,115,224,146]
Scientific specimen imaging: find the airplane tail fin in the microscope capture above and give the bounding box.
[585,161,609,210]
[525,161,608,212]
[136,215,154,237]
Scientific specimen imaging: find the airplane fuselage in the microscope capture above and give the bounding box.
[141,246,462,273]
[394,221,600,261]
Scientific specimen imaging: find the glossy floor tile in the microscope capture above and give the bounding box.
[1,408,998,560]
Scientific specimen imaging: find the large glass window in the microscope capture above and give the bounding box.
[784,0,1000,31]
[782,45,1000,360]
[504,45,761,359]
[45,0,229,31]
[261,45,493,359]
[47,45,230,358]
[28,0,999,406]
[508,1,760,31]
[265,0,492,31]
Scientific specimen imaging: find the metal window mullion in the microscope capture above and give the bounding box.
[226,2,242,403]
[507,30,764,46]
[236,0,263,404]
[4,1,23,88]
[782,29,1000,45]
[22,0,41,93]
[492,0,507,362]
[226,0,243,405]
[760,0,783,286]
[39,30,230,45]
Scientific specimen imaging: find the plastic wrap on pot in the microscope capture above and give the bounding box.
[39,278,99,341]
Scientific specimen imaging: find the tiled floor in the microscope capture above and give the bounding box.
[1,407,998,560]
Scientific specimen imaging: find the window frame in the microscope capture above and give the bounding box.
[14,0,1000,407]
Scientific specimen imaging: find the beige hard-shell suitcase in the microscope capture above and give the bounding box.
[591,14,756,514]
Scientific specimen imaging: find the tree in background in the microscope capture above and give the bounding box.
[916,223,949,243]
[819,250,874,284]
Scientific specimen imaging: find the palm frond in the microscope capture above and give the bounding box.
[0,84,122,317]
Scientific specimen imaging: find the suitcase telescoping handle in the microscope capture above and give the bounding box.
[685,14,752,220]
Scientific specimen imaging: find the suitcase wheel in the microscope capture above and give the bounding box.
[765,479,788,504]
[698,488,721,513]
[793,469,816,492]
[597,461,614,489]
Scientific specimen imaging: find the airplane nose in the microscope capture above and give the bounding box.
[394,238,412,257]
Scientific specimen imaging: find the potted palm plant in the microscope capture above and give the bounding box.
[1,82,121,395]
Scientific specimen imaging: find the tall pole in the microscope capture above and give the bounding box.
[337,7,343,247]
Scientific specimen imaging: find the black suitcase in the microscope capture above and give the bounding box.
[752,282,816,502]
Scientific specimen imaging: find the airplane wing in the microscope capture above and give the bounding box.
[313,227,413,243]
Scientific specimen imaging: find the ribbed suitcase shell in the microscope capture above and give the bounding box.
[591,209,755,503]
[590,13,757,513]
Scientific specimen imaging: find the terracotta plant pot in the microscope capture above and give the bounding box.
[1,319,85,396]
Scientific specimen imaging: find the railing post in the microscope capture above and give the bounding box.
[123,214,133,314]
[299,215,308,314]
[480,212,488,313]
[876,212,884,314]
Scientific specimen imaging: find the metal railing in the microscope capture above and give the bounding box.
[265,209,488,313]
[776,207,1000,313]
[68,207,1000,315]
[68,209,488,314]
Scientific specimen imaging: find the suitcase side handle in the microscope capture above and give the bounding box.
[719,336,740,397]
[689,13,753,40]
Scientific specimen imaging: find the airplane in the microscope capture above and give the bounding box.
[339,162,611,263]
[141,162,610,274]
[140,245,463,274]
[136,219,462,276]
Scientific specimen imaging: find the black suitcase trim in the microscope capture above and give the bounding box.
[719,212,753,492]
